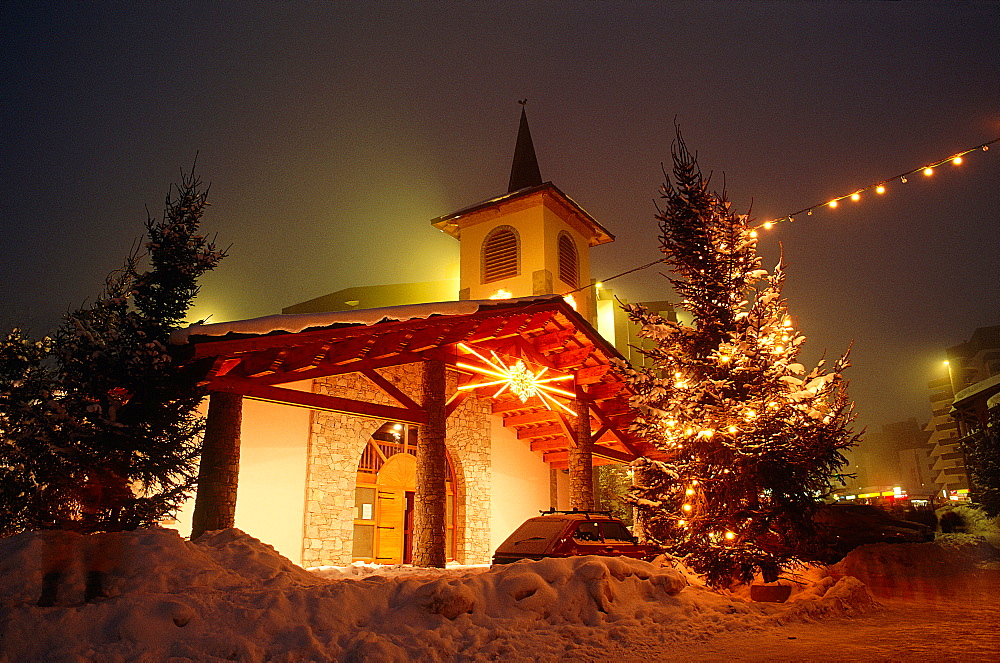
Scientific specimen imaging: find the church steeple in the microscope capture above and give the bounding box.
[507,102,543,193]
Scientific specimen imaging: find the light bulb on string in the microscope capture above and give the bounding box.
[876,184,886,194]
[763,221,773,230]
[851,193,860,202]
[828,199,838,208]
[900,175,908,183]
[952,156,962,165]
[923,167,934,176]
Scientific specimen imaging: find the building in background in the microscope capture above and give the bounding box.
[925,325,1000,498]
[834,417,935,505]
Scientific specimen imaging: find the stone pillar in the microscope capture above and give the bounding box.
[414,358,448,567]
[191,391,242,540]
[568,390,594,511]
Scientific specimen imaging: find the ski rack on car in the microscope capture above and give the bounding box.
[538,508,615,519]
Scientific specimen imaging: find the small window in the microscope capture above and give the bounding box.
[572,522,601,543]
[600,521,635,543]
[558,232,579,288]
[483,226,519,283]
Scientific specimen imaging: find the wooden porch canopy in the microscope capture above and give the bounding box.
[173,296,650,469]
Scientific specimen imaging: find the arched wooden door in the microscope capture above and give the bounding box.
[353,421,456,563]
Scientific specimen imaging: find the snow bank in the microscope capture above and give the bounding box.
[0,528,878,661]
[829,535,1000,582]
[938,503,1000,548]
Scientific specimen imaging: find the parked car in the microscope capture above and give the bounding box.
[813,503,934,560]
[492,510,657,565]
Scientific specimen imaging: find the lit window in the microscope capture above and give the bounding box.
[482,226,519,284]
[558,232,579,288]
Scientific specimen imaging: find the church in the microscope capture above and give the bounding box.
[170,109,665,567]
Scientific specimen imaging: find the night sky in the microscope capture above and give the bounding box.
[2,1,998,436]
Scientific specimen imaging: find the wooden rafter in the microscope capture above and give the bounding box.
[361,368,421,410]
[211,377,427,425]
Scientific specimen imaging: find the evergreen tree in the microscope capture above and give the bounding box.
[619,129,859,587]
[964,405,1000,518]
[0,169,225,536]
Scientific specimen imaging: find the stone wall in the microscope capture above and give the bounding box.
[445,370,493,564]
[301,363,494,567]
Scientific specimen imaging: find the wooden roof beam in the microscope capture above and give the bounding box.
[210,378,427,425]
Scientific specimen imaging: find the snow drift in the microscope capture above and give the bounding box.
[1,527,879,661]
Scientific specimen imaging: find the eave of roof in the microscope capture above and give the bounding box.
[952,372,1000,407]
[430,182,615,247]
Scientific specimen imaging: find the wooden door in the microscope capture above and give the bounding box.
[375,489,405,563]
[374,452,416,564]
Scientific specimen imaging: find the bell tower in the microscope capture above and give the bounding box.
[430,105,614,324]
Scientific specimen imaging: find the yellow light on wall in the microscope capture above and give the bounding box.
[489,289,513,300]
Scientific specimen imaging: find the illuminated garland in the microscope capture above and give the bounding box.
[751,137,998,233]
[559,136,998,296]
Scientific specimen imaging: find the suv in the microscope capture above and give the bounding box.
[492,510,657,565]
[813,503,934,560]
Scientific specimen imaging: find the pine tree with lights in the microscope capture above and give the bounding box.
[620,128,860,587]
[0,168,225,536]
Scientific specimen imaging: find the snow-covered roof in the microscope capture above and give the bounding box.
[170,295,564,344]
[951,372,1000,406]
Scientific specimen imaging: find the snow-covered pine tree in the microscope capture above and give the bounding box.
[0,168,225,536]
[964,406,1000,518]
[620,128,860,587]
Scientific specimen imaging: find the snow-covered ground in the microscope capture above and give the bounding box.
[1,524,998,661]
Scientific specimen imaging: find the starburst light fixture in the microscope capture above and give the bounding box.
[456,343,576,414]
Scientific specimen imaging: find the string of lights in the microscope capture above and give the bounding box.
[566,136,999,291]
[749,137,998,234]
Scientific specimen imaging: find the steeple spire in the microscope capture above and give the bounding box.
[507,101,543,193]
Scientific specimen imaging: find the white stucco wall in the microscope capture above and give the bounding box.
[171,381,312,565]
[488,415,554,554]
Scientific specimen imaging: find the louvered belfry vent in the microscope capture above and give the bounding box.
[558,232,579,288]
[482,226,520,283]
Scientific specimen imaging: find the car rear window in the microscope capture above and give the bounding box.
[600,521,635,543]
[498,519,568,554]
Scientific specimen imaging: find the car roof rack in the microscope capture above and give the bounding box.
[538,508,615,519]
